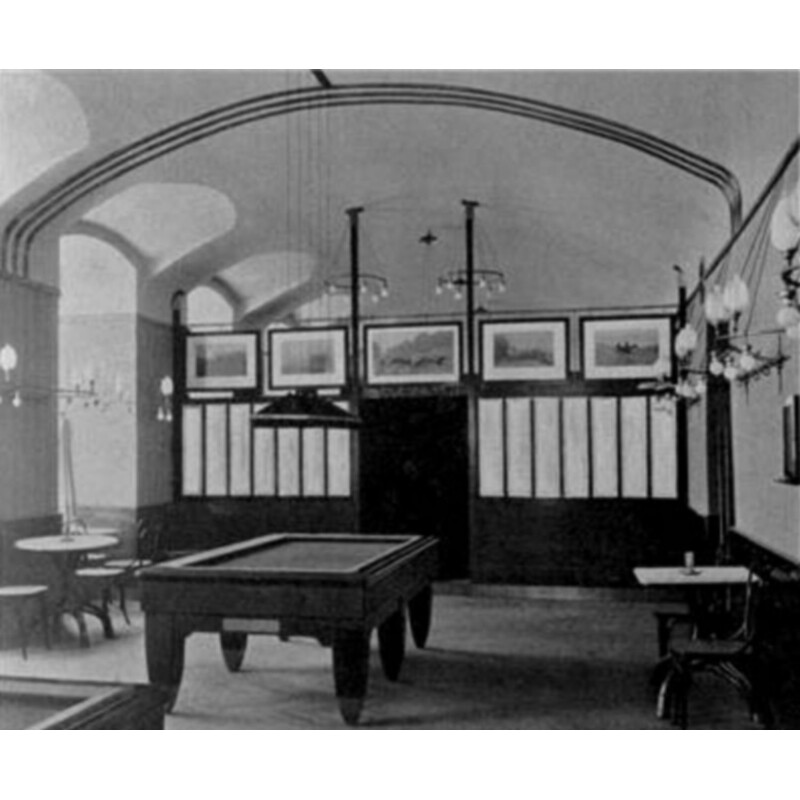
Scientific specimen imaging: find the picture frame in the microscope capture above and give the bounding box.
[480,319,568,381]
[268,326,348,389]
[185,332,260,391]
[581,316,673,380]
[365,323,461,385]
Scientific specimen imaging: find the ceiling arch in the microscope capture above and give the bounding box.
[2,80,742,280]
[82,182,237,274]
[0,70,89,205]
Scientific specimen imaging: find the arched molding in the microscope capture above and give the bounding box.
[70,219,153,273]
[2,82,743,279]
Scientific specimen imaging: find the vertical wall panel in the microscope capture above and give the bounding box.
[621,396,648,497]
[506,398,532,498]
[651,401,678,498]
[253,428,276,496]
[478,399,504,497]
[534,398,561,498]
[228,404,252,496]
[204,404,228,496]
[277,428,300,496]
[327,429,351,496]
[181,405,202,496]
[591,398,619,497]
[302,428,326,496]
[563,397,590,497]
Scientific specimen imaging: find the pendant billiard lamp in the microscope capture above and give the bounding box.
[251,208,364,430]
[251,387,361,429]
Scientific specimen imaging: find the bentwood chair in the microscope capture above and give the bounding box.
[74,562,131,626]
[0,585,51,658]
[662,569,774,728]
[75,518,165,627]
[103,517,164,574]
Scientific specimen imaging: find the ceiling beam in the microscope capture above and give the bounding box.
[310,70,333,89]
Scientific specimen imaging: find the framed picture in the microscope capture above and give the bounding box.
[365,323,461,385]
[186,332,259,391]
[268,326,348,389]
[581,316,673,380]
[480,319,568,381]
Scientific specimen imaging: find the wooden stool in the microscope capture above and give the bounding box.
[0,585,51,659]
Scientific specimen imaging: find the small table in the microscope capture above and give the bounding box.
[0,676,169,729]
[140,533,438,725]
[634,566,751,587]
[15,533,120,647]
[634,564,753,718]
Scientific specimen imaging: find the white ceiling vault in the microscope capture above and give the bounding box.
[1,69,797,325]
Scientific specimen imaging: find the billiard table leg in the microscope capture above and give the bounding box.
[332,628,371,726]
[145,613,186,713]
[378,604,406,681]
[408,585,433,649]
[220,631,248,672]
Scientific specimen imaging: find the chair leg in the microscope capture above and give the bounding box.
[672,663,691,729]
[17,606,29,660]
[39,595,51,650]
[118,584,130,626]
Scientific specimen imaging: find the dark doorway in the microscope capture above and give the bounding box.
[359,396,469,579]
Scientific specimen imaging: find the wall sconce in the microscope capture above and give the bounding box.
[157,375,174,422]
[0,344,22,407]
[0,343,18,381]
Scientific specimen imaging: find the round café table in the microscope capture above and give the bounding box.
[15,533,120,648]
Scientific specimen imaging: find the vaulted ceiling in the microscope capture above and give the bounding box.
[1,69,797,325]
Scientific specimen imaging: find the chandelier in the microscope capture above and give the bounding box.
[324,272,389,303]
[434,201,508,301]
[771,179,800,333]
[435,268,507,299]
[658,175,799,404]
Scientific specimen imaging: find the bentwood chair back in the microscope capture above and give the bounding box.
[666,569,773,728]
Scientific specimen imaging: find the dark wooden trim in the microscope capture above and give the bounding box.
[645,395,653,498]
[615,396,623,498]
[557,398,565,498]
[530,398,537,499]
[225,403,232,496]
[586,395,594,498]
[500,398,508,497]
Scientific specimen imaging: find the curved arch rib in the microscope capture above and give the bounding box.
[2,82,743,278]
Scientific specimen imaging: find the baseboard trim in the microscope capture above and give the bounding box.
[435,581,650,602]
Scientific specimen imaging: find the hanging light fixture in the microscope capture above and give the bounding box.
[435,208,507,301]
[251,388,361,429]
[770,179,800,335]
[251,207,364,431]
[436,268,506,299]
[324,272,389,303]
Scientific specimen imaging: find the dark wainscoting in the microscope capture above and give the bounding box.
[161,498,358,555]
[472,499,707,587]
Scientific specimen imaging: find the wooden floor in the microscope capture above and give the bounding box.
[0,588,784,729]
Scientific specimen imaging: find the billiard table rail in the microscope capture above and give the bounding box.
[141,533,433,582]
[0,676,171,730]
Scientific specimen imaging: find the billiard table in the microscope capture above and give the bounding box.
[0,676,169,729]
[139,533,438,725]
